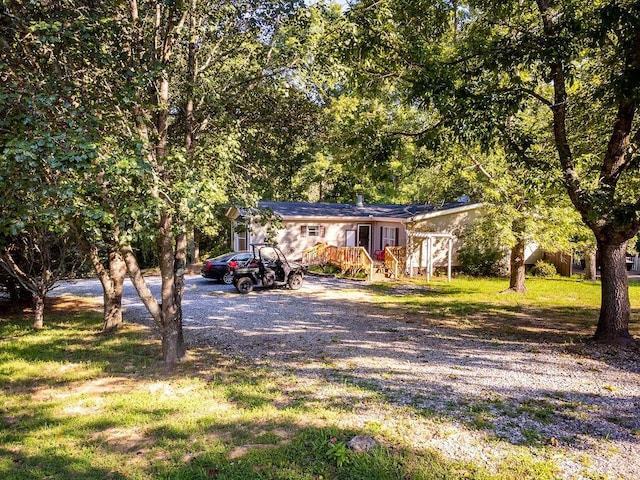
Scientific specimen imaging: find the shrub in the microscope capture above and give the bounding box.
[530,260,557,278]
[458,245,506,277]
[456,216,509,277]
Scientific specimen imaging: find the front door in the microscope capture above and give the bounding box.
[357,224,372,253]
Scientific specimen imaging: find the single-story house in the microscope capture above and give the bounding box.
[226,195,487,274]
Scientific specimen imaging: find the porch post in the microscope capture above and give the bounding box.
[426,236,433,282]
[408,234,414,277]
[447,236,453,282]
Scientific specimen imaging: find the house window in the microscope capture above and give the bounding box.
[301,225,325,237]
[381,227,398,248]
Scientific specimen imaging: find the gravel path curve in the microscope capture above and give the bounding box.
[53,274,640,479]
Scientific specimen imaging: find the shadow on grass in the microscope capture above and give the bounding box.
[2,279,639,479]
[0,300,161,395]
[0,325,508,480]
[0,448,129,480]
[159,425,503,480]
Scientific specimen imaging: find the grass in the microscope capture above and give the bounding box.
[369,276,640,343]
[1,276,638,479]
[0,300,495,480]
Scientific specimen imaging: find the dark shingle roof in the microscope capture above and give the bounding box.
[258,200,474,220]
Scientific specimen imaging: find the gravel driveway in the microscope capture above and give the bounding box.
[53,274,640,479]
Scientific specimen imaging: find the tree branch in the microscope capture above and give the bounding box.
[535,0,587,215]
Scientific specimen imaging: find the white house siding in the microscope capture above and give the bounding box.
[230,201,486,265]
[407,206,485,270]
[278,221,349,259]
[262,220,408,261]
[271,221,362,260]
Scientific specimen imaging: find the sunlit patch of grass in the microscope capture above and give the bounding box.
[368,276,640,340]
[1,288,635,479]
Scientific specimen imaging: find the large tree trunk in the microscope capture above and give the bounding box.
[535,0,640,347]
[503,218,526,293]
[101,251,127,332]
[507,237,526,293]
[33,294,44,329]
[81,234,128,333]
[122,241,186,367]
[584,248,597,282]
[158,212,184,366]
[594,240,633,346]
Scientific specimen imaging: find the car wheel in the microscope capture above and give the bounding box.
[288,273,303,290]
[222,271,234,285]
[236,277,254,294]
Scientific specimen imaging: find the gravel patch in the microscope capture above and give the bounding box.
[53,274,640,479]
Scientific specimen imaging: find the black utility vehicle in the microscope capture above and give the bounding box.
[233,244,305,294]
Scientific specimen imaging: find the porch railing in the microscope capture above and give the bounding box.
[302,243,329,265]
[384,246,406,279]
[339,247,374,281]
[302,243,373,281]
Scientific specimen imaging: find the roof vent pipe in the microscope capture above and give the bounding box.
[356,194,364,207]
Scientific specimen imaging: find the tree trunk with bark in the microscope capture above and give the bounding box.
[584,248,597,282]
[158,209,182,365]
[101,251,127,332]
[191,228,200,264]
[77,227,128,332]
[174,231,187,358]
[33,295,44,330]
[33,294,45,329]
[507,237,527,293]
[122,239,186,367]
[594,240,633,345]
[536,0,640,346]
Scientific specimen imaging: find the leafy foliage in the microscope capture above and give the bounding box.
[530,260,557,278]
[457,219,508,277]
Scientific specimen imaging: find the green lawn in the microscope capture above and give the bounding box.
[1,277,638,479]
[370,276,640,342]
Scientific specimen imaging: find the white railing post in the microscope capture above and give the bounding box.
[447,237,453,282]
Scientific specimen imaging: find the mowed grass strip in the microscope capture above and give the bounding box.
[2,277,638,480]
[370,276,640,342]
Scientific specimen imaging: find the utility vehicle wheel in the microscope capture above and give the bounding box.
[222,271,234,285]
[235,277,254,294]
[288,273,303,290]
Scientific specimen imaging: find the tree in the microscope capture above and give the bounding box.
[0,1,148,333]
[0,231,84,328]
[115,0,316,365]
[348,0,640,345]
[2,1,314,363]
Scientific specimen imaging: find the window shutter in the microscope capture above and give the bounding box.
[320,226,326,237]
[395,227,399,246]
[301,225,307,237]
[380,227,384,249]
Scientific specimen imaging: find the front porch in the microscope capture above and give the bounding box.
[302,243,407,281]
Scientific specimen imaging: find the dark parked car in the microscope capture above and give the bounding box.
[233,244,306,294]
[201,252,252,284]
